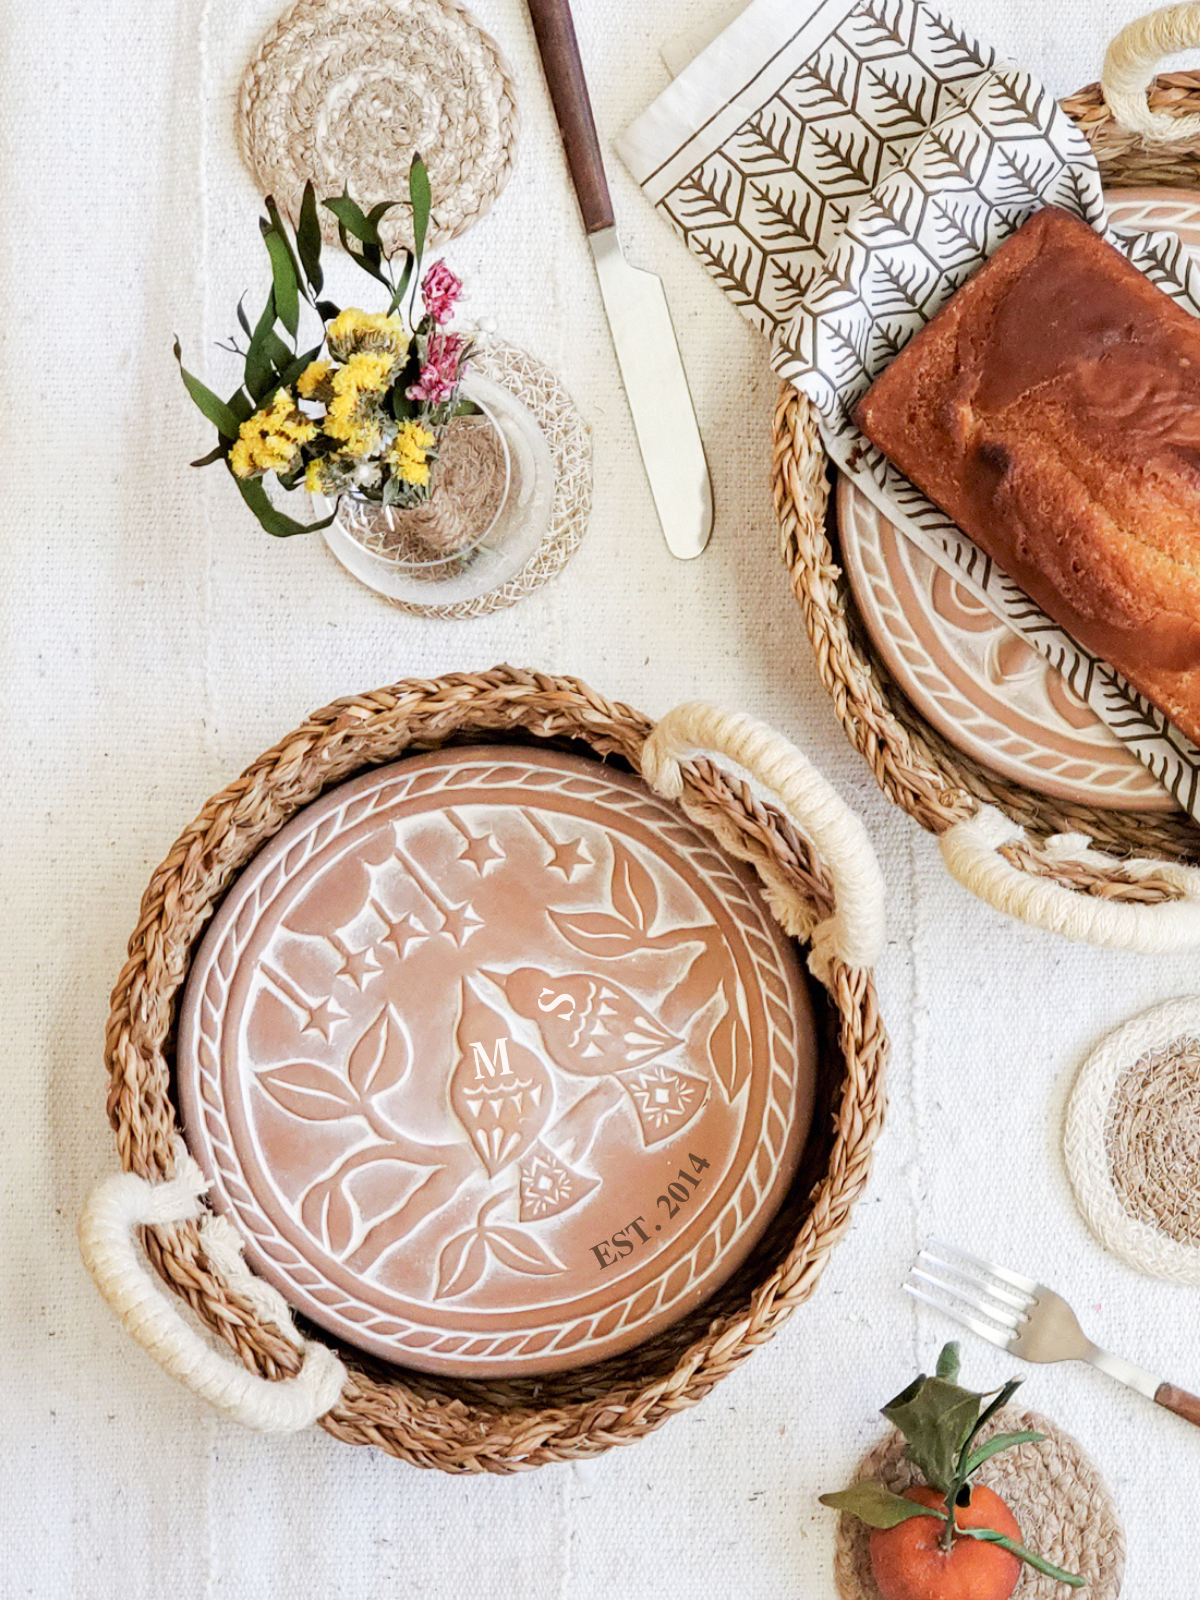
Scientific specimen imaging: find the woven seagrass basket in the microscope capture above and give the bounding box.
[84,667,888,1472]
[772,7,1200,950]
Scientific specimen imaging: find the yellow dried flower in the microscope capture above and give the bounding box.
[228,389,316,478]
[304,457,335,494]
[388,420,435,487]
[296,359,331,399]
[327,308,408,362]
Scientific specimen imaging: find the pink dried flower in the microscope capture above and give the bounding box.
[406,331,466,405]
[421,261,463,325]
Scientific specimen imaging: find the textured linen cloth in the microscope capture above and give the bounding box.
[3,1,1199,1595]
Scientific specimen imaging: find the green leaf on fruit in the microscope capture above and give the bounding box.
[959,1430,1044,1479]
[959,1528,1086,1587]
[882,1374,982,1494]
[818,1484,946,1531]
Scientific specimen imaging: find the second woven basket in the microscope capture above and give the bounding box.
[772,7,1200,953]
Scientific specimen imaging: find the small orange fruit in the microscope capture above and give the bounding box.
[868,1484,1023,1600]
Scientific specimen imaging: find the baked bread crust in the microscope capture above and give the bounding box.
[854,205,1200,746]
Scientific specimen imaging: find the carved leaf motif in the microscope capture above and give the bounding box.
[450,981,552,1175]
[708,980,751,1101]
[548,910,644,958]
[347,1007,409,1099]
[486,1226,564,1275]
[319,1184,356,1257]
[257,1061,357,1121]
[661,933,723,1031]
[609,839,658,935]
[433,1227,488,1300]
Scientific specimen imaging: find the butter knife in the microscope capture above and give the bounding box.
[526,0,713,559]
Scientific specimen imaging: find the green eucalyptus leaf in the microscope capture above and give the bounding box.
[228,388,255,424]
[236,294,253,340]
[276,343,324,391]
[262,225,300,337]
[230,470,335,538]
[324,192,371,242]
[388,252,415,315]
[958,1528,1085,1587]
[390,386,417,422]
[190,443,227,468]
[449,396,482,418]
[244,291,280,402]
[173,339,242,440]
[297,182,324,294]
[959,1431,1044,1479]
[882,1375,982,1494]
[818,1484,947,1532]
[409,154,431,264]
[366,199,397,238]
[936,1344,961,1383]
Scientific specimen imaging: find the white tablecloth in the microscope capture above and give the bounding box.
[6,1,1200,1593]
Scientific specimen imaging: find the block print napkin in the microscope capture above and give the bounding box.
[618,0,1200,820]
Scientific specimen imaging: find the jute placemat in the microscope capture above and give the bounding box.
[834,1408,1124,1599]
[238,0,519,249]
[346,336,591,619]
[1066,996,1200,1282]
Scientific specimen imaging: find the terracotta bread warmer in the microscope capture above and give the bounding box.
[82,668,888,1472]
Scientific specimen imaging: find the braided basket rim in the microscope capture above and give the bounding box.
[774,73,1200,883]
[104,666,888,1472]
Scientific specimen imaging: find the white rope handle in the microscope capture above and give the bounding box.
[940,805,1200,952]
[1103,2,1200,141]
[79,1143,346,1431]
[642,703,886,982]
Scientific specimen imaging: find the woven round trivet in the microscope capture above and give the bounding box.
[355,337,592,619]
[771,4,1200,949]
[237,0,519,250]
[834,1408,1125,1599]
[1065,995,1200,1282]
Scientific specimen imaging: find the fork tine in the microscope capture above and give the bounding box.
[908,1266,1026,1331]
[918,1246,1034,1314]
[926,1236,1039,1298]
[904,1281,1016,1351]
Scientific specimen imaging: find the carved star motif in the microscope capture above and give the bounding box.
[300,995,347,1043]
[337,945,382,990]
[456,829,502,874]
[438,899,484,947]
[380,911,427,961]
[546,836,590,880]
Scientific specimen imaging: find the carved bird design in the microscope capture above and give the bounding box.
[488,966,682,1077]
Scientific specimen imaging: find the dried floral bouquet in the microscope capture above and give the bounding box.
[176,159,474,538]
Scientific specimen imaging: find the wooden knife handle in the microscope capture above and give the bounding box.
[1155,1381,1200,1428]
[526,0,615,234]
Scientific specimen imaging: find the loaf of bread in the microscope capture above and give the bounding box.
[854,205,1200,746]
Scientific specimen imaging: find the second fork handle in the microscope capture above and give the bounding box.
[1156,1382,1200,1429]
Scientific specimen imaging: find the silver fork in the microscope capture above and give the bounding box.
[905,1238,1200,1431]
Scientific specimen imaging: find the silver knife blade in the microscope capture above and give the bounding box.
[590,226,713,559]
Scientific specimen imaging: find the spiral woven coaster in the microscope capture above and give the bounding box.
[237,0,518,250]
[357,336,592,620]
[1066,996,1200,1282]
[834,1408,1124,1600]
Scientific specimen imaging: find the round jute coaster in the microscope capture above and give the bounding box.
[833,1408,1124,1600]
[336,336,592,619]
[237,0,519,250]
[1066,996,1200,1283]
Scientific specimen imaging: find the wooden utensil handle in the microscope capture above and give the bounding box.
[526,0,615,234]
[1155,1381,1200,1428]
